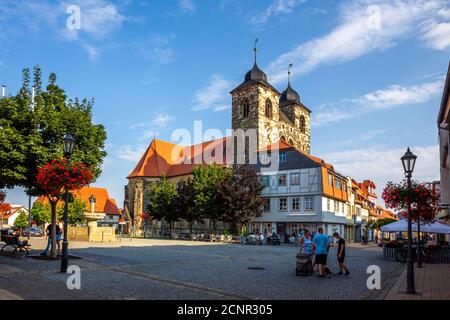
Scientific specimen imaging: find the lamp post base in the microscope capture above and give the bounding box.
[60,241,69,273]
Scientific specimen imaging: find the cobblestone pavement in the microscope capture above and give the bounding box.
[0,239,402,300]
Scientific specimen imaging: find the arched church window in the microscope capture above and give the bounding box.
[242,100,250,118]
[300,116,306,134]
[265,99,272,118]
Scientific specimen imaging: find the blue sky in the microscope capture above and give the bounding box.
[1,0,449,208]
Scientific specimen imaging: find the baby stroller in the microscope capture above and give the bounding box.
[295,248,313,276]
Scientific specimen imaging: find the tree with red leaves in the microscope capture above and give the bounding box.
[382,180,440,224]
[36,158,93,258]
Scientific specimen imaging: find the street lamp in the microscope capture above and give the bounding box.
[60,134,75,273]
[401,147,417,294]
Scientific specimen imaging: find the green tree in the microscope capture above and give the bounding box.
[148,177,179,233]
[58,199,87,226]
[31,202,52,225]
[190,165,231,231]
[14,211,29,229]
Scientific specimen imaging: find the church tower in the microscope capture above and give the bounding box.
[231,40,282,152]
[230,42,311,154]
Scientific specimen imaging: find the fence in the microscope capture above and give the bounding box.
[383,246,450,263]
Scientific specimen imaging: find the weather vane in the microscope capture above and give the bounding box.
[254,37,259,64]
[288,63,293,83]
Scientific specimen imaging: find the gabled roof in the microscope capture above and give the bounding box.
[128,137,231,179]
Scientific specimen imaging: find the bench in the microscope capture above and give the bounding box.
[1,235,31,254]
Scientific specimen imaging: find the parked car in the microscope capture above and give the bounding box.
[22,227,44,237]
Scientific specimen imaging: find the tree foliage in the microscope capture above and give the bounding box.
[58,198,87,226]
[146,165,264,233]
[14,211,29,228]
[31,202,52,225]
[367,218,397,230]
[0,66,107,194]
[217,165,264,226]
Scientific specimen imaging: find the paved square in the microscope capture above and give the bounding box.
[0,239,403,300]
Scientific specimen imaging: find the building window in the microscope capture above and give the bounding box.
[278,174,287,186]
[262,198,270,212]
[292,198,300,211]
[262,175,271,187]
[335,178,342,190]
[242,100,250,118]
[342,203,345,214]
[279,152,287,163]
[304,197,314,211]
[291,173,300,185]
[279,198,287,211]
[327,198,331,211]
[343,181,347,191]
[265,99,272,118]
[335,201,339,213]
[300,116,306,134]
[328,173,333,186]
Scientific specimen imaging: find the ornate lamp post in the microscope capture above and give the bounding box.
[60,134,75,273]
[401,147,417,294]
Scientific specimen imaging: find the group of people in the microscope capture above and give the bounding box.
[298,228,350,277]
[40,223,62,256]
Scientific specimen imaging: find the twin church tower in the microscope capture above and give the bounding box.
[230,42,311,154]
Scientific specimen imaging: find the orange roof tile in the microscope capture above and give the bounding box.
[36,187,121,216]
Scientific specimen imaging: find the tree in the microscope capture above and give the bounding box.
[148,177,179,233]
[382,180,440,223]
[36,158,93,258]
[31,202,52,226]
[0,66,107,195]
[217,165,264,233]
[175,179,198,233]
[58,198,87,226]
[190,165,232,230]
[14,211,29,229]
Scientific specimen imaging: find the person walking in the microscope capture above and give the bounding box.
[312,227,330,278]
[333,232,350,276]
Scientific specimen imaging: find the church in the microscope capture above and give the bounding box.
[124,47,312,233]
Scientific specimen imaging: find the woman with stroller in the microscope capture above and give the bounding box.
[299,230,313,256]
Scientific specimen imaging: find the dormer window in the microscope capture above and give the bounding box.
[265,99,272,118]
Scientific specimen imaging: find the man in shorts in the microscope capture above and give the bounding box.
[334,232,350,276]
[313,227,330,278]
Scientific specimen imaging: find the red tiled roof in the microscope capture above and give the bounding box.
[36,187,121,216]
[128,137,230,179]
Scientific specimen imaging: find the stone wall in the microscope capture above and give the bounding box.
[68,226,115,242]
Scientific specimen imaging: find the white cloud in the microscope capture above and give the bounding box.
[138,34,176,64]
[193,74,235,112]
[314,77,444,127]
[152,113,173,127]
[179,0,196,13]
[251,0,306,25]
[267,0,450,84]
[422,22,450,50]
[320,145,439,200]
[82,43,100,61]
[117,145,147,162]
